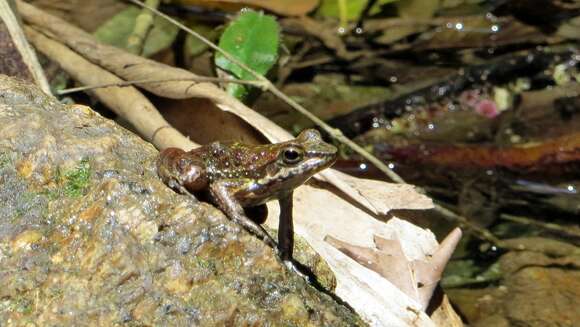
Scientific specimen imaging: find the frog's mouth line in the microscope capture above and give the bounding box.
[268,157,335,182]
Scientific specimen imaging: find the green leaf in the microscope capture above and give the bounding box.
[94,7,178,57]
[215,10,280,100]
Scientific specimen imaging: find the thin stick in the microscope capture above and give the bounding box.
[57,77,265,95]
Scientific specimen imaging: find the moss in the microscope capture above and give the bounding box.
[63,158,91,197]
[0,152,9,169]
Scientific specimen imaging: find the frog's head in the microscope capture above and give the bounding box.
[264,129,337,188]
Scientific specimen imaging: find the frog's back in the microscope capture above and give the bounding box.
[200,141,277,181]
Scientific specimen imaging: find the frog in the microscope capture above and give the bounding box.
[157,129,337,266]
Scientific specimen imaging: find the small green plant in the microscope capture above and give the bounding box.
[215,10,280,100]
[64,158,91,197]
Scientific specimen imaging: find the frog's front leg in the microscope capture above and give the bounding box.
[278,192,294,261]
[209,179,278,250]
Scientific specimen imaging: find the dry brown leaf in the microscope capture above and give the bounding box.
[326,228,462,310]
[430,294,464,327]
[319,169,433,214]
[174,0,319,16]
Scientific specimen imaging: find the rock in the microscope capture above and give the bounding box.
[447,247,580,327]
[0,75,362,326]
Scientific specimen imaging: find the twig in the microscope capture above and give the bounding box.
[57,77,265,95]
[126,0,159,54]
[500,213,580,238]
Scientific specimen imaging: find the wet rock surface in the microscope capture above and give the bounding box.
[447,247,580,327]
[0,75,362,326]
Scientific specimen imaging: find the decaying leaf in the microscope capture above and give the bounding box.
[326,227,462,309]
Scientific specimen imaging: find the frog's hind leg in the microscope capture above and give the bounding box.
[243,204,268,224]
[209,180,278,250]
[157,148,208,202]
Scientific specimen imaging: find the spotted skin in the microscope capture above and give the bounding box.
[157,129,337,263]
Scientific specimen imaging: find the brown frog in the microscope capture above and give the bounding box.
[157,129,337,264]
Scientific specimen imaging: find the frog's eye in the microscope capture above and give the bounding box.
[281,147,303,165]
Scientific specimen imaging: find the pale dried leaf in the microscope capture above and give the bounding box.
[326,225,461,309]
[430,294,464,327]
[319,169,433,214]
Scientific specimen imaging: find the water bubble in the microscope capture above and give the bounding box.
[485,13,498,21]
[526,54,535,63]
[388,163,395,169]
[491,25,499,32]
[359,163,367,170]
[389,76,398,83]
[567,185,576,193]
[355,27,364,34]
[338,27,346,34]
[455,23,464,30]
[428,123,435,130]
